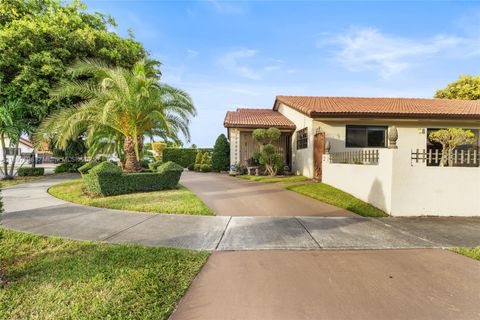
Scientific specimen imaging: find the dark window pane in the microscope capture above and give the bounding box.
[367,128,386,147]
[346,127,367,147]
[346,125,387,148]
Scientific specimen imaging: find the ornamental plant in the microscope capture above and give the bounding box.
[429,128,475,166]
[151,142,166,161]
[212,134,230,171]
[252,128,283,176]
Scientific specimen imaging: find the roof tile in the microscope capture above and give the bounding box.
[224,108,296,129]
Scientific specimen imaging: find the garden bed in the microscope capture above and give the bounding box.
[0,227,208,319]
[48,179,214,215]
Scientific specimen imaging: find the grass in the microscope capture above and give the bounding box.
[285,182,388,217]
[48,179,214,216]
[237,175,309,184]
[0,227,209,319]
[454,247,480,261]
[1,175,50,188]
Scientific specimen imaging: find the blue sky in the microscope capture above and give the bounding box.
[85,0,480,147]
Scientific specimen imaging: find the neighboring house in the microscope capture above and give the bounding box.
[224,96,480,217]
[1,137,35,165]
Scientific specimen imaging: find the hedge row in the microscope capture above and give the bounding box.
[82,161,183,196]
[17,167,45,176]
[55,162,86,173]
[162,148,212,168]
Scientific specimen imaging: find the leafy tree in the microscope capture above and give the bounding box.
[429,128,475,167]
[51,138,86,161]
[211,134,230,171]
[0,0,151,127]
[35,60,196,172]
[252,128,283,176]
[435,75,480,100]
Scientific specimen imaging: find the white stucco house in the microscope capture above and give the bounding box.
[224,96,480,217]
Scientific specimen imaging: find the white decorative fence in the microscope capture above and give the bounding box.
[329,150,379,165]
[411,148,479,167]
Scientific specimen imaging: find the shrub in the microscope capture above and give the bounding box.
[195,150,204,165]
[187,163,195,171]
[54,161,86,173]
[139,159,150,169]
[17,167,45,176]
[252,128,283,176]
[151,142,166,160]
[78,161,99,175]
[199,164,211,172]
[83,161,182,196]
[212,134,230,172]
[163,148,197,168]
[148,160,163,171]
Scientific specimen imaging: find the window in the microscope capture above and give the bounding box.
[346,125,387,148]
[4,148,20,156]
[296,128,308,149]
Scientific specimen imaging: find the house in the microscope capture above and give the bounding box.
[224,96,480,217]
[0,137,52,165]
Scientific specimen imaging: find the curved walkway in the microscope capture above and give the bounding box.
[2,174,480,250]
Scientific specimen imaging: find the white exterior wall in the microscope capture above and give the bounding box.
[323,143,480,217]
[277,103,317,178]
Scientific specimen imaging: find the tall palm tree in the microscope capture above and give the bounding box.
[35,60,196,172]
[0,100,33,179]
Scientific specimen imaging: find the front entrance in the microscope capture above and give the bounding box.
[313,129,325,181]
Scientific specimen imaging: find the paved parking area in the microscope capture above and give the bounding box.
[170,250,480,320]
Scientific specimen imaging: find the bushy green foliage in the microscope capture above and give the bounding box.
[429,128,476,166]
[435,75,480,100]
[212,134,230,171]
[163,148,197,168]
[199,164,212,172]
[139,159,150,169]
[252,128,283,176]
[77,161,99,175]
[148,160,163,171]
[0,0,149,127]
[17,167,45,176]
[195,150,204,165]
[54,161,87,173]
[162,148,213,168]
[83,161,182,196]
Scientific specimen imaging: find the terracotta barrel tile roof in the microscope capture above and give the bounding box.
[275,96,480,119]
[224,108,296,129]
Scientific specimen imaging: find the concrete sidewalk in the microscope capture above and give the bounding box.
[2,175,480,250]
[170,250,480,320]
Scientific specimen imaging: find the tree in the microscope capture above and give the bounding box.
[35,60,196,172]
[429,128,475,167]
[212,134,230,171]
[0,99,33,179]
[435,75,480,100]
[252,128,283,176]
[0,0,151,128]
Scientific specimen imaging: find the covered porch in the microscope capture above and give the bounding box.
[224,108,296,171]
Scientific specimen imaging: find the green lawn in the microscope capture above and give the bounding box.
[49,179,214,215]
[0,228,208,319]
[454,247,480,261]
[237,175,309,184]
[285,183,388,217]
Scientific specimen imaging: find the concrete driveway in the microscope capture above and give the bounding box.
[170,250,480,320]
[180,172,356,217]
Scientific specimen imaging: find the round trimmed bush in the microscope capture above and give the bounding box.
[157,161,183,174]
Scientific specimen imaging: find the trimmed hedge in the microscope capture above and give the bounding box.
[148,160,163,171]
[54,162,86,173]
[163,148,213,168]
[83,161,183,196]
[78,161,99,175]
[17,167,45,176]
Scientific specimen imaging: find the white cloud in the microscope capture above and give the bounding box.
[320,27,468,78]
[218,49,262,80]
[186,49,199,59]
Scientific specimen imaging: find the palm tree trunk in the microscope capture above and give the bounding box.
[123,136,142,172]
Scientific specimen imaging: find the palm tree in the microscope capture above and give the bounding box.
[0,100,33,179]
[35,60,196,172]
